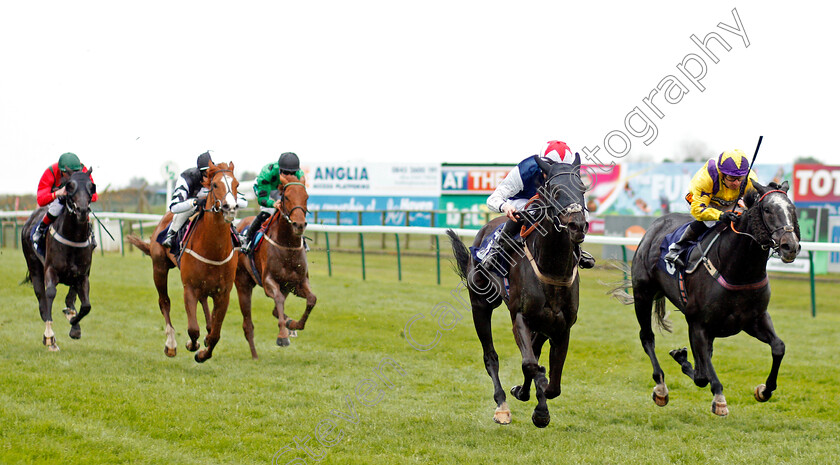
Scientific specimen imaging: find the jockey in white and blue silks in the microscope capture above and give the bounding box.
[482,140,595,273]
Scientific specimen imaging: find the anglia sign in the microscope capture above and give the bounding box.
[794,164,840,203]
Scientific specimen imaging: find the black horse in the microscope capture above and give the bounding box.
[620,180,800,416]
[21,170,96,351]
[447,154,588,427]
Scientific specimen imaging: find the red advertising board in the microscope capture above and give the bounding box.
[794,164,840,203]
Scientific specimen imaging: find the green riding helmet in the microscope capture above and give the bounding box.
[58,152,82,172]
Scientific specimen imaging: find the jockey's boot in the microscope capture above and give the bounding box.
[32,220,48,247]
[577,245,596,269]
[240,211,271,255]
[481,219,522,276]
[162,229,177,249]
[664,224,701,268]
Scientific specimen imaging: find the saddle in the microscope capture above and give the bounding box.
[470,223,522,277]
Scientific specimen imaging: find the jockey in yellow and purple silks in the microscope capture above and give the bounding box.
[664,149,759,267]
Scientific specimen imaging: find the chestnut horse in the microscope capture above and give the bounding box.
[21,170,97,351]
[234,172,316,358]
[127,161,242,362]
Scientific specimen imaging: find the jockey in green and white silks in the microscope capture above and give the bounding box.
[664,149,759,267]
[239,152,305,254]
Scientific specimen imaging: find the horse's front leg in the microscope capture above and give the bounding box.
[511,312,550,428]
[183,287,202,352]
[68,278,91,339]
[744,312,785,402]
[42,266,60,351]
[287,279,317,331]
[200,297,212,347]
[263,276,290,347]
[544,327,572,400]
[62,287,78,325]
[196,290,231,363]
[510,332,546,402]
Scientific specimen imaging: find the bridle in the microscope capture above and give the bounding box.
[203,169,236,213]
[731,189,797,254]
[275,181,308,223]
[541,171,588,234]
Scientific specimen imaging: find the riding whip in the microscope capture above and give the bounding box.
[732,135,763,212]
[90,210,115,241]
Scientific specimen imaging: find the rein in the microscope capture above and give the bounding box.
[729,189,795,253]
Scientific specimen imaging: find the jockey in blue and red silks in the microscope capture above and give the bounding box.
[33,152,99,246]
[664,149,759,267]
[482,140,595,274]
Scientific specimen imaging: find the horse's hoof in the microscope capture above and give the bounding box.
[493,402,511,425]
[669,347,688,362]
[164,346,177,357]
[43,335,56,347]
[652,385,669,406]
[69,325,81,339]
[276,337,290,347]
[754,384,772,402]
[62,308,77,322]
[185,340,199,352]
[532,408,550,428]
[711,401,729,417]
[48,344,60,352]
[195,351,210,363]
[511,385,530,402]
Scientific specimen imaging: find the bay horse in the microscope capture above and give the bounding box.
[127,161,242,363]
[621,180,800,416]
[21,170,97,351]
[447,154,588,427]
[234,172,316,358]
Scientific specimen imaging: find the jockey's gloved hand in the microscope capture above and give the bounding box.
[720,211,738,223]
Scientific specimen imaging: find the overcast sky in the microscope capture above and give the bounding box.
[1,1,837,195]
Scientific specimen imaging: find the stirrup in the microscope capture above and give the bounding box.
[162,232,176,248]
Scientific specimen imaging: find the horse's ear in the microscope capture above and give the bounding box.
[573,152,581,174]
[228,161,235,172]
[87,168,93,177]
[534,155,552,174]
[779,180,790,192]
[745,180,765,208]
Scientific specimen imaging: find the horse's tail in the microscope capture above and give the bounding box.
[126,234,152,256]
[653,297,672,333]
[605,260,634,304]
[445,229,470,281]
[20,271,32,286]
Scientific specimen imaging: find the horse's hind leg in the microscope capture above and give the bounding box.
[152,264,177,357]
[510,332,546,402]
[744,312,785,402]
[511,313,550,428]
[634,292,668,406]
[68,279,91,339]
[235,274,258,359]
[472,301,509,425]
